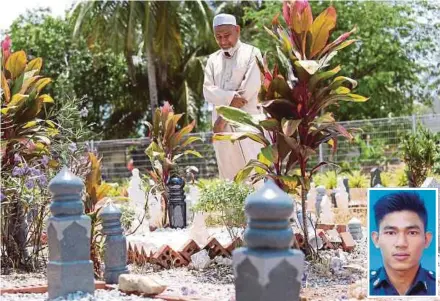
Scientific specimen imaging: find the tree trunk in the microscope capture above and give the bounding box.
[301,185,310,255]
[145,43,159,114]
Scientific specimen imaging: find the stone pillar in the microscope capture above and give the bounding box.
[167,175,187,229]
[370,167,382,188]
[100,202,129,284]
[315,186,326,218]
[342,178,350,203]
[47,166,94,299]
[233,180,305,301]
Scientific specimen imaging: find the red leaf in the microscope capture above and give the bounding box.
[282,1,291,26]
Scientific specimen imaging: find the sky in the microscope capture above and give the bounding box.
[0,0,76,31]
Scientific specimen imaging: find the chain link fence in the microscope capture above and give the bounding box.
[88,114,440,181]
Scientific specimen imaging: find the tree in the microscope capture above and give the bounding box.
[8,8,147,139]
[71,1,217,125]
[243,0,439,120]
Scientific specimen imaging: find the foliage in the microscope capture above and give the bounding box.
[213,0,367,256]
[1,39,56,170]
[193,179,253,241]
[347,170,369,188]
[313,171,337,189]
[0,36,96,273]
[243,0,439,120]
[0,36,58,269]
[380,172,393,188]
[8,8,146,139]
[145,102,202,226]
[399,125,440,187]
[71,1,217,131]
[353,136,390,168]
[119,204,136,232]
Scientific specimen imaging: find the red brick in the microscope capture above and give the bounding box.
[225,237,243,254]
[203,237,231,259]
[317,229,335,249]
[152,245,189,269]
[0,281,108,295]
[140,246,149,265]
[127,242,134,264]
[336,224,347,233]
[178,239,201,262]
[340,232,356,252]
[317,223,335,231]
[294,233,305,249]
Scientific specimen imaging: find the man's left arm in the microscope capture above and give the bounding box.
[238,48,263,103]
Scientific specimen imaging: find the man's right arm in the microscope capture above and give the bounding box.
[203,57,237,106]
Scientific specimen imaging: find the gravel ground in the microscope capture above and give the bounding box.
[2,227,439,301]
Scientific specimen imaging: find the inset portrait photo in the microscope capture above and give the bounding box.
[368,188,438,297]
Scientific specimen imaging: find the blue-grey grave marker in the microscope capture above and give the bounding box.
[233,180,305,301]
[47,166,94,299]
[100,202,129,284]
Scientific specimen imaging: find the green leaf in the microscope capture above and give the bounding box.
[6,94,28,110]
[309,65,341,91]
[282,118,301,136]
[315,112,335,123]
[328,76,358,90]
[309,7,337,58]
[297,60,320,75]
[259,118,280,131]
[145,141,165,161]
[213,132,270,147]
[5,51,27,79]
[25,57,43,73]
[38,94,54,103]
[331,86,351,95]
[216,106,262,131]
[170,120,196,149]
[261,145,278,164]
[234,165,254,183]
[343,93,369,102]
[183,149,203,158]
[268,75,291,99]
[180,136,202,148]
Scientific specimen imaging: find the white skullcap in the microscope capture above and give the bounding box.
[213,13,237,28]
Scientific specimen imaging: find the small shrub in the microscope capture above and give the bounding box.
[380,172,394,187]
[313,171,337,189]
[348,171,369,188]
[193,179,253,240]
[120,204,136,232]
[399,125,439,187]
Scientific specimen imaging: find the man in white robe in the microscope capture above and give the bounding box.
[203,13,263,181]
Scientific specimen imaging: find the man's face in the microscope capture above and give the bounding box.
[214,25,240,50]
[372,210,432,272]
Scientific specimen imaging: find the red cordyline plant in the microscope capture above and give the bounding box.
[213,0,368,256]
[145,102,202,226]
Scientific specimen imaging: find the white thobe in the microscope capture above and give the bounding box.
[203,40,263,181]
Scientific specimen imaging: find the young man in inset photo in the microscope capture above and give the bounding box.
[370,191,436,296]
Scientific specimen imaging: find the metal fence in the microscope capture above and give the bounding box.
[90,114,440,181]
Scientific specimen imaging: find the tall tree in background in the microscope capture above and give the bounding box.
[72,0,217,123]
[8,8,146,139]
[242,0,439,120]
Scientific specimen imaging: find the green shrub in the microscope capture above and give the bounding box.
[313,171,337,189]
[380,172,393,187]
[348,171,369,188]
[193,179,253,240]
[399,125,439,187]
